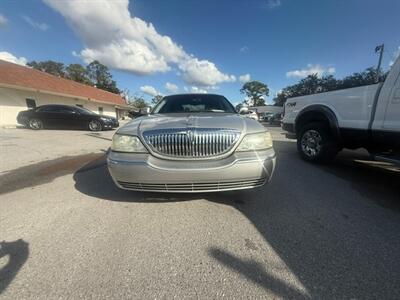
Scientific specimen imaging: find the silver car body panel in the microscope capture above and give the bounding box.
[108,149,275,193]
[108,113,276,193]
[117,113,263,136]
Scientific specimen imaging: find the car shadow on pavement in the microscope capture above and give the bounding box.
[0,239,29,295]
[205,140,400,298]
[320,150,400,211]
[73,154,204,202]
[73,141,400,298]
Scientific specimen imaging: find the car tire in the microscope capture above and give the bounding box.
[88,119,103,132]
[297,122,339,163]
[28,118,43,130]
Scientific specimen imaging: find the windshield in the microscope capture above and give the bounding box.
[152,94,236,114]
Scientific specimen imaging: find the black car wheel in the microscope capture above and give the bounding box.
[297,122,339,163]
[29,118,43,130]
[88,119,103,132]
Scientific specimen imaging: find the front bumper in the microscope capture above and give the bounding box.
[282,122,295,133]
[102,119,119,129]
[16,114,28,126]
[282,122,297,139]
[107,149,276,193]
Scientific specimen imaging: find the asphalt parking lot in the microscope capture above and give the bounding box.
[1,124,400,299]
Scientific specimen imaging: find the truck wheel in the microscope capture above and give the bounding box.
[297,122,339,163]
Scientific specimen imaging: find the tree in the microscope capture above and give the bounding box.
[86,60,120,94]
[130,97,148,109]
[240,81,269,106]
[273,93,287,107]
[122,89,148,108]
[272,66,388,107]
[27,60,65,77]
[123,90,149,109]
[65,64,92,85]
[151,95,163,105]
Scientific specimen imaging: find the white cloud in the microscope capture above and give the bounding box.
[0,14,8,27]
[183,86,208,94]
[165,82,179,93]
[140,85,160,97]
[179,57,236,86]
[0,51,27,65]
[21,15,49,31]
[189,86,208,94]
[240,46,249,53]
[266,0,281,9]
[389,46,400,67]
[44,0,235,86]
[239,73,251,83]
[286,64,335,78]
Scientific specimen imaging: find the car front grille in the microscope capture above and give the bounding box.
[117,178,266,192]
[142,128,241,158]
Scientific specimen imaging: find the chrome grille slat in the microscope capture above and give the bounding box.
[118,178,266,192]
[143,128,240,158]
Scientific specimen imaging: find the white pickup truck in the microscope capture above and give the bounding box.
[282,56,400,163]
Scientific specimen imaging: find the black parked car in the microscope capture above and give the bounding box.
[268,113,283,125]
[17,105,119,131]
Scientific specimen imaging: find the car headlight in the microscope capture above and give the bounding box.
[100,117,110,121]
[111,134,148,153]
[236,132,273,151]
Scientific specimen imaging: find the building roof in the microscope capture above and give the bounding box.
[0,59,126,106]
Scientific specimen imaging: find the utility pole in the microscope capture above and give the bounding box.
[375,44,384,83]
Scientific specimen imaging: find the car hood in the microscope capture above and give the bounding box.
[117,113,264,135]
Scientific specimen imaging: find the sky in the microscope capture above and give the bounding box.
[0,0,399,106]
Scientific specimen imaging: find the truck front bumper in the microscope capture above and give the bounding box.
[282,122,295,133]
[282,123,297,139]
[107,149,276,193]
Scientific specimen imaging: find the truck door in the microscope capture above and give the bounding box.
[382,72,400,131]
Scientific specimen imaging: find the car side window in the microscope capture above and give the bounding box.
[58,107,75,114]
[37,106,59,113]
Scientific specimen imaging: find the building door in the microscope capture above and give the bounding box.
[98,107,103,115]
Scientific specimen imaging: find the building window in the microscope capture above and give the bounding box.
[98,107,103,115]
[76,104,83,108]
[26,98,36,109]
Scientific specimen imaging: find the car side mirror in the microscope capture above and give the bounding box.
[139,107,151,115]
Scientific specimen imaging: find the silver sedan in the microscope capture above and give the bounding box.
[107,94,276,192]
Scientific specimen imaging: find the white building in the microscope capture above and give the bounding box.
[0,59,130,126]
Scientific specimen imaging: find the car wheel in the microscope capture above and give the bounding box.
[88,119,103,132]
[297,122,339,163]
[28,118,43,130]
